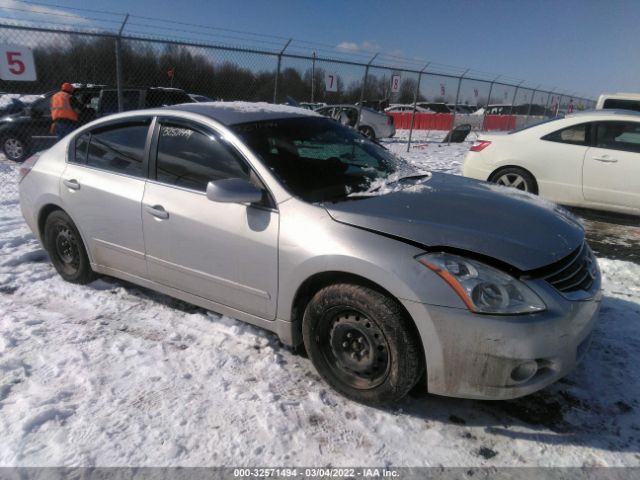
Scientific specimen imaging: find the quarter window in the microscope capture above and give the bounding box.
[73,133,89,164]
[155,121,250,191]
[542,123,589,145]
[86,119,150,177]
[595,121,640,153]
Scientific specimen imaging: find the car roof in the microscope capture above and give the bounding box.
[169,101,321,125]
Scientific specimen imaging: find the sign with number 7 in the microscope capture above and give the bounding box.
[0,45,37,81]
[324,72,338,92]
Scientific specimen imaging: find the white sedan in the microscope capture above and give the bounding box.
[463,110,640,216]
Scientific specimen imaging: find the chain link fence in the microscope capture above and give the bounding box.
[0,21,596,209]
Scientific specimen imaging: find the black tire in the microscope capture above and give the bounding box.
[2,135,29,162]
[44,210,96,284]
[359,126,376,140]
[302,283,424,404]
[490,166,538,194]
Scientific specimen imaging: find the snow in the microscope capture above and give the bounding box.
[204,101,321,117]
[0,131,639,467]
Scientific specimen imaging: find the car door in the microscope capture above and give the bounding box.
[583,120,640,211]
[27,95,57,151]
[535,122,591,203]
[59,117,152,278]
[142,117,279,319]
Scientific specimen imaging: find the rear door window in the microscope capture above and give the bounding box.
[86,119,151,177]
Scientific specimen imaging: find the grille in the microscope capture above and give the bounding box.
[540,242,598,294]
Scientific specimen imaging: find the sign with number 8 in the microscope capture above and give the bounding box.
[391,75,401,93]
[0,45,37,81]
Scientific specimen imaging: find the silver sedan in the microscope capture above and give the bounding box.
[19,102,601,403]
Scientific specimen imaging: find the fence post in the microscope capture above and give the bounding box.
[115,14,129,113]
[482,74,500,131]
[510,80,524,115]
[407,63,429,152]
[356,52,379,130]
[273,38,292,104]
[311,51,316,103]
[544,88,555,116]
[449,68,469,145]
[525,84,540,124]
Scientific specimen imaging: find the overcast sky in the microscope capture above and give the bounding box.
[1,0,638,98]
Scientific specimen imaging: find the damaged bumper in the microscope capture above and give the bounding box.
[401,280,602,400]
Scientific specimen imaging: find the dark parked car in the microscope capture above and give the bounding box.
[0,85,193,161]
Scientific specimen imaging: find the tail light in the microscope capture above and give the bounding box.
[470,140,491,152]
[18,153,41,183]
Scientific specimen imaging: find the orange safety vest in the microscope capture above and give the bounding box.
[51,91,78,122]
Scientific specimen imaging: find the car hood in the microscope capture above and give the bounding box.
[324,173,584,271]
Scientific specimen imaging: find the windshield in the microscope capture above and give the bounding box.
[231,117,411,202]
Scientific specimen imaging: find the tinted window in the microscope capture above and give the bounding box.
[595,121,640,153]
[31,96,51,117]
[87,120,150,176]
[73,133,89,164]
[155,122,250,191]
[99,91,142,115]
[543,123,589,145]
[602,99,640,112]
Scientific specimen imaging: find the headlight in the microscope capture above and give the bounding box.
[418,253,546,314]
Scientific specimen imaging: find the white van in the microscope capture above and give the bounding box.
[596,93,640,112]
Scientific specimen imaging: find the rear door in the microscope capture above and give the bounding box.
[60,117,153,278]
[141,117,279,319]
[583,120,640,211]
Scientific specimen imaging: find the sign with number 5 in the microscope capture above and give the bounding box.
[0,45,37,81]
[324,72,338,92]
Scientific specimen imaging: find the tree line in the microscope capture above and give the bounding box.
[2,35,433,106]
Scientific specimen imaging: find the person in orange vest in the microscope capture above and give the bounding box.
[50,83,81,140]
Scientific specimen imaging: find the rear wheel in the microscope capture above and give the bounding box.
[490,167,538,194]
[359,126,376,140]
[44,210,96,284]
[2,135,28,162]
[302,283,423,404]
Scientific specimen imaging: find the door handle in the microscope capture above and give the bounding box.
[145,204,169,220]
[592,155,618,163]
[63,179,80,190]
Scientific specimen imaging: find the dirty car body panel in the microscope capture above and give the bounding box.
[19,102,601,400]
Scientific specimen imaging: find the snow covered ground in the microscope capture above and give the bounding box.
[0,132,639,467]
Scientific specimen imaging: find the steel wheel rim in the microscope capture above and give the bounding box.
[319,309,390,389]
[496,173,528,191]
[4,138,24,160]
[53,225,80,273]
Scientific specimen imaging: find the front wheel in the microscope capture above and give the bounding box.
[302,284,424,404]
[44,210,96,284]
[2,135,29,162]
[490,167,538,194]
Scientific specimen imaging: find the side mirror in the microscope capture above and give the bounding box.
[206,178,263,204]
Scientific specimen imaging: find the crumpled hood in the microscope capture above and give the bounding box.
[325,173,584,271]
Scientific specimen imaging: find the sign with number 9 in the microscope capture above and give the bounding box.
[0,45,37,81]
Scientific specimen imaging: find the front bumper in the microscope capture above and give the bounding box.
[401,284,602,400]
